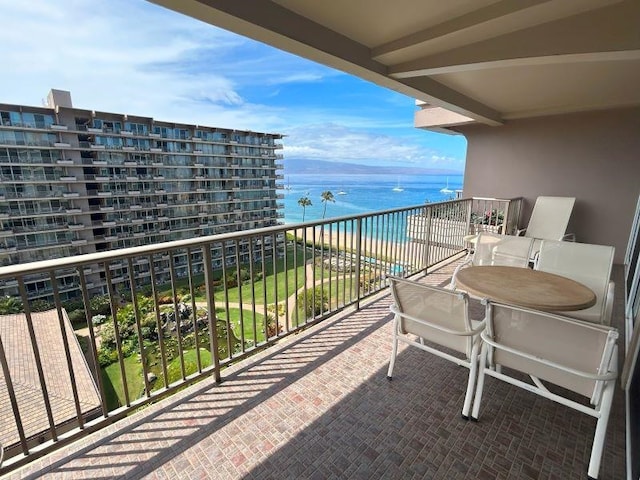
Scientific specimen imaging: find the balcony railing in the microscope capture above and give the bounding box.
[0,196,520,473]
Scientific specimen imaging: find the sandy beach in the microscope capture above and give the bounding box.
[289,221,464,274]
[291,225,431,264]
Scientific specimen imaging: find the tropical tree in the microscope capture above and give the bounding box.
[319,190,335,246]
[320,190,335,219]
[0,296,23,315]
[298,196,312,222]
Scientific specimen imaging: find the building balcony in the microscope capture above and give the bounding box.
[0,260,627,479]
[0,197,630,479]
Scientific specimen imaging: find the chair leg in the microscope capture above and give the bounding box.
[387,333,398,380]
[461,342,480,420]
[471,343,489,421]
[587,378,616,480]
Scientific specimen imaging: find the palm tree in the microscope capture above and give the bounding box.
[298,196,312,222]
[320,190,335,219]
[0,295,23,314]
[319,190,335,246]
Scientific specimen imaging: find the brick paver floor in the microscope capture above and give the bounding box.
[3,261,626,479]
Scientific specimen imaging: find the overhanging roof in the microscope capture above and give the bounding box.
[151,0,640,127]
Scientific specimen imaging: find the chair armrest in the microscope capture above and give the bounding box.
[516,228,526,236]
[450,257,472,289]
[562,232,576,242]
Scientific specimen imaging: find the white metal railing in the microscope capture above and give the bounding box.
[0,196,520,473]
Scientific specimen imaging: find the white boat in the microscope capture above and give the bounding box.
[337,189,347,195]
[285,177,292,190]
[392,178,404,192]
[440,177,453,194]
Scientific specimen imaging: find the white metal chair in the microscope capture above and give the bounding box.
[471,301,619,480]
[387,276,485,419]
[518,196,576,262]
[450,232,534,289]
[536,240,615,325]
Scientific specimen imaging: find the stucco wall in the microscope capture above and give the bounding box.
[457,107,640,264]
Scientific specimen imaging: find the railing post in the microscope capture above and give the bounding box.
[503,199,511,235]
[203,245,221,383]
[465,199,473,236]
[0,335,28,455]
[78,268,109,417]
[421,206,432,274]
[354,217,362,310]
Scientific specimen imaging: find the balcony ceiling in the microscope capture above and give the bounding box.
[151,0,640,126]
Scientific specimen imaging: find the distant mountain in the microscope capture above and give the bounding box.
[282,158,462,175]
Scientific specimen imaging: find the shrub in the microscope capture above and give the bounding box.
[98,347,118,367]
[31,299,53,312]
[266,314,280,337]
[67,309,87,325]
[63,299,85,312]
[0,296,23,314]
[89,294,112,316]
[297,287,329,318]
[157,294,174,304]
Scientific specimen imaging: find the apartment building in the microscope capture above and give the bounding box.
[0,90,284,300]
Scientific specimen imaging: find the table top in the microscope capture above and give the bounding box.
[455,265,596,312]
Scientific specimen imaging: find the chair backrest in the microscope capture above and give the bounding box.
[485,302,618,401]
[536,240,615,323]
[473,232,533,268]
[389,277,474,357]
[525,196,575,241]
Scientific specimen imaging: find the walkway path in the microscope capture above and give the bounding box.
[193,262,318,332]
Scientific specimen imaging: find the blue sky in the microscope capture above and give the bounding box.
[0,0,467,171]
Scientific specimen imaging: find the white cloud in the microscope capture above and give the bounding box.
[266,73,325,85]
[0,0,466,170]
[283,124,465,169]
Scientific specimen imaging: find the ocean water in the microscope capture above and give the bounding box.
[282,173,464,224]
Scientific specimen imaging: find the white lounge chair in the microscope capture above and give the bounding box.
[536,240,615,325]
[518,196,576,262]
[387,277,485,419]
[450,232,534,289]
[471,301,618,480]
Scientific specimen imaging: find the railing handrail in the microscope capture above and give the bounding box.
[0,198,469,279]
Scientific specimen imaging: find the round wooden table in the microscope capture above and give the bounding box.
[455,265,596,311]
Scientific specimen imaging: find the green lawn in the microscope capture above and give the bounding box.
[153,348,212,390]
[102,354,145,410]
[216,307,266,345]
[156,244,308,306]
